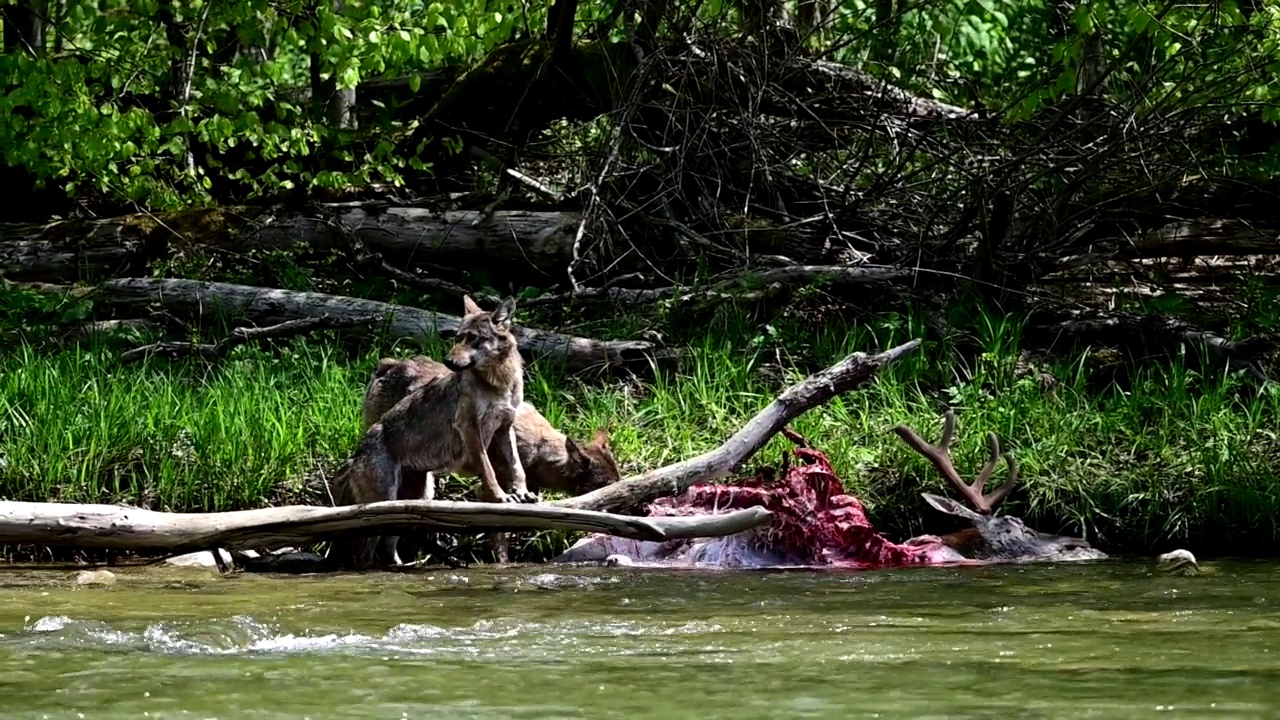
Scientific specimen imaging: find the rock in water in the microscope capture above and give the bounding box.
[74,569,116,586]
[1156,549,1201,576]
[235,549,331,574]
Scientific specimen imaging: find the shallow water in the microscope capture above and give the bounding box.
[1,559,1278,718]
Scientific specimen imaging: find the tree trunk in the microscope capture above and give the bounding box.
[81,277,662,372]
[0,205,584,283]
[157,0,210,177]
[311,0,356,129]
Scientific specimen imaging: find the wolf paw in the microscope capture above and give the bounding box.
[512,490,540,504]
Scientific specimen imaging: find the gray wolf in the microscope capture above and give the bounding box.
[360,354,623,564]
[328,295,532,569]
[361,355,621,499]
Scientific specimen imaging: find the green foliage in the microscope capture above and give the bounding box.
[0,0,543,209]
[2,0,1276,211]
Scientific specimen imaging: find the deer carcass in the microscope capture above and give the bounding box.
[553,411,1107,569]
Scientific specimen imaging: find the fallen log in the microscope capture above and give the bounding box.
[1053,219,1280,271]
[553,338,923,513]
[0,499,771,553]
[1027,311,1277,385]
[0,204,582,283]
[718,265,915,290]
[56,278,661,372]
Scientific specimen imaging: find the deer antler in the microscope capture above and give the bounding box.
[891,409,1019,515]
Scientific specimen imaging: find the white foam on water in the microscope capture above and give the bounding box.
[16,613,734,659]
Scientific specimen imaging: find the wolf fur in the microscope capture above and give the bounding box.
[360,354,623,564]
[328,295,532,569]
[361,356,621,499]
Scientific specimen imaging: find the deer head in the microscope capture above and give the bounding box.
[893,410,1103,563]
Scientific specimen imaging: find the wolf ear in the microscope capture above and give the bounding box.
[462,295,483,316]
[590,426,611,449]
[491,296,517,327]
[565,437,587,464]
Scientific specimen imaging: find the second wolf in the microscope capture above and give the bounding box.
[329,295,534,569]
[361,357,622,501]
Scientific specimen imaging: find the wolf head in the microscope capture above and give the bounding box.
[444,295,520,375]
[564,426,622,492]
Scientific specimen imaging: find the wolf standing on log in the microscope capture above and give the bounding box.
[362,357,621,500]
[329,295,534,569]
[359,351,622,564]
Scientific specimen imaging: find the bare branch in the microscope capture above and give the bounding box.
[554,339,923,512]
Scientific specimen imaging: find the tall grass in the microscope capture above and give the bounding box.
[1,301,1278,557]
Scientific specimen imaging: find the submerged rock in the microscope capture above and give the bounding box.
[234,549,331,574]
[74,569,116,586]
[1157,549,1206,576]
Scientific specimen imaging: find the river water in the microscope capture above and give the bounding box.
[0,559,1277,718]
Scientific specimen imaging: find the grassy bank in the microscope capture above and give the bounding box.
[2,300,1278,559]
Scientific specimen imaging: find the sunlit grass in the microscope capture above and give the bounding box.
[1,301,1278,557]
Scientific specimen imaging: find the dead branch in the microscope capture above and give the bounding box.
[61,318,162,345]
[0,499,772,553]
[553,338,923,512]
[119,314,382,364]
[516,264,911,309]
[1030,311,1278,385]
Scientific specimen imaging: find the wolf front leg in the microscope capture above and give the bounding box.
[496,422,538,504]
[467,432,514,503]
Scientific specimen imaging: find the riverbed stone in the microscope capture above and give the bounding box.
[1157,549,1202,576]
[74,569,116,586]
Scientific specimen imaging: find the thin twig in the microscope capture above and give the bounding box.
[120,314,383,364]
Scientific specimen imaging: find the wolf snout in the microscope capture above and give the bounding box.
[443,356,471,371]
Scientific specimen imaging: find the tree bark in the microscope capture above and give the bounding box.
[553,338,923,512]
[0,499,771,553]
[83,278,662,372]
[311,0,357,129]
[0,205,584,283]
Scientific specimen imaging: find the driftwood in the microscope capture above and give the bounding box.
[0,204,582,283]
[0,499,771,553]
[120,314,382,363]
[553,338,923,513]
[71,278,661,372]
